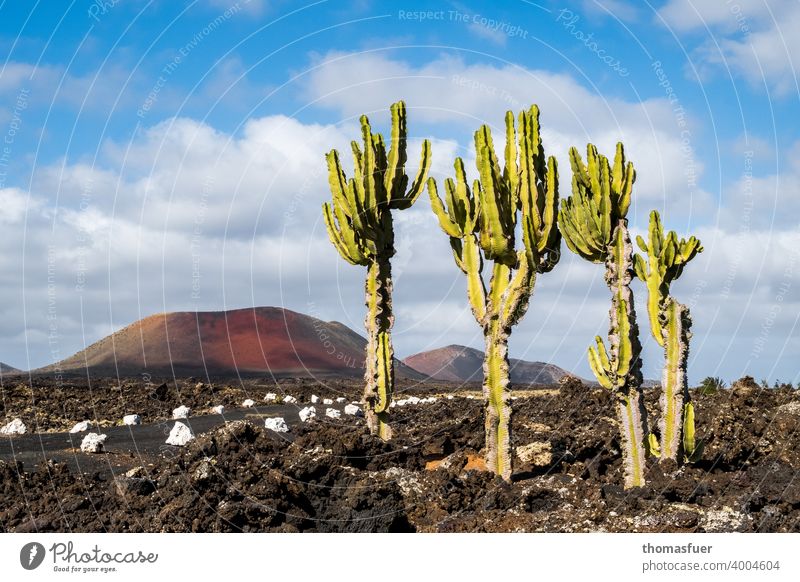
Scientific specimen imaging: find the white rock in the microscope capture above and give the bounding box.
[335,397,346,403]
[172,405,191,419]
[325,408,341,419]
[123,414,142,426]
[310,395,319,403]
[242,399,256,408]
[298,406,316,422]
[264,392,277,402]
[446,395,454,400]
[166,422,194,446]
[264,417,289,433]
[210,405,225,415]
[0,418,26,435]
[80,433,107,453]
[283,395,297,404]
[344,404,362,416]
[69,420,92,434]
[322,398,334,405]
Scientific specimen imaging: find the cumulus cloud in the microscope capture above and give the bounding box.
[0,53,795,383]
[300,50,714,221]
[658,0,800,94]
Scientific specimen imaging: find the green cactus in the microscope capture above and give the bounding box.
[633,210,702,462]
[322,101,431,440]
[428,106,560,481]
[560,143,649,489]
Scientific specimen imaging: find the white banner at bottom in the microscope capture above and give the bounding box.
[1,533,797,581]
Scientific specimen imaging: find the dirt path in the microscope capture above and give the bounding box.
[0,404,303,475]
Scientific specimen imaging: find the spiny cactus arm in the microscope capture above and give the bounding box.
[322,202,367,265]
[359,116,379,216]
[384,101,408,200]
[611,142,635,218]
[500,251,535,328]
[588,336,614,389]
[475,126,515,264]
[683,401,703,462]
[633,211,704,345]
[428,178,462,237]
[462,236,487,321]
[559,197,604,262]
[391,139,431,210]
[503,111,519,199]
[326,150,351,216]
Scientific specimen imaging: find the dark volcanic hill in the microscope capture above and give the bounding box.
[403,344,575,385]
[0,363,20,376]
[34,307,422,379]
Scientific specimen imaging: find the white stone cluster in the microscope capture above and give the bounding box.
[123,414,142,425]
[1,418,26,435]
[264,417,289,433]
[389,396,438,407]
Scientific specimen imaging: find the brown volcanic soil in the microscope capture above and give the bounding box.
[404,344,574,384]
[31,307,421,379]
[0,376,798,533]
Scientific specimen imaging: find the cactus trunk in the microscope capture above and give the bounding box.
[659,299,691,461]
[618,389,647,488]
[363,256,394,440]
[606,220,648,488]
[483,318,512,481]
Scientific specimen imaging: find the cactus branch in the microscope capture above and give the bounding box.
[322,101,431,440]
[634,210,703,463]
[428,105,561,481]
[561,142,649,488]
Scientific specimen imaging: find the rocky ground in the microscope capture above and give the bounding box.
[0,375,798,532]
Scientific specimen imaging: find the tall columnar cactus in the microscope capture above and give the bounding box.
[559,143,649,489]
[322,101,431,440]
[428,106,560,481]
[633,211,703,462]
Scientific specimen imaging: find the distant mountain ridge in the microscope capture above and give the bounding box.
[0,362,20,376]
[33,307,422,379]
[403,344,576,385]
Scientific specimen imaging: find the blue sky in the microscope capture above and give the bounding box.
[1,0,798,384]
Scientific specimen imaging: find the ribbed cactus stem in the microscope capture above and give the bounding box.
[484,318,512,480]
[363,257,394,441]
[428,105,560,481]
[606,220,647,488]
[659,298,691,461]
[322,101,431,441]
[618,390,647,488]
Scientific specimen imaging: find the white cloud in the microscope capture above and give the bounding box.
[658,0,800,94]
[301,50,713,218]
[0,58,795,383]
